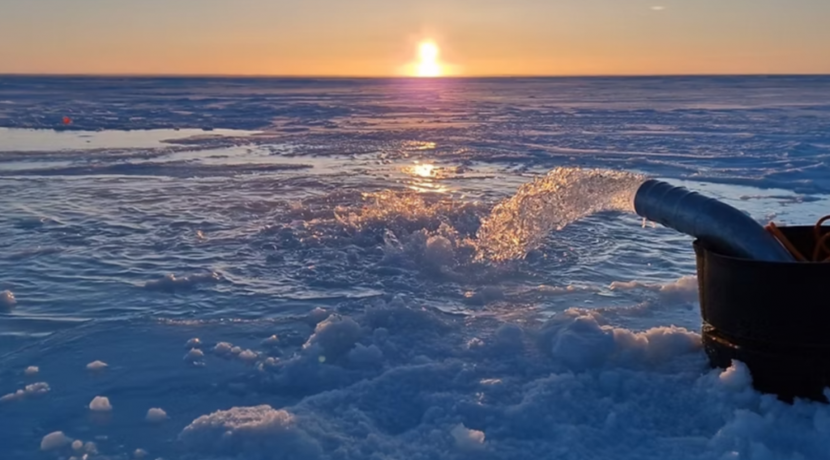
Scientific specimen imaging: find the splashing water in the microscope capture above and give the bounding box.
[475,167,647,262]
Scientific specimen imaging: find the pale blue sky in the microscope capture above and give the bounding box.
[1,0,828,75]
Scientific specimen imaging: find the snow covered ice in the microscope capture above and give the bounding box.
[2,76,830,459]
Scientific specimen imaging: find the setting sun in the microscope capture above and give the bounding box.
[416,41,442,77]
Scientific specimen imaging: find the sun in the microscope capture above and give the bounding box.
[416,41,442,77]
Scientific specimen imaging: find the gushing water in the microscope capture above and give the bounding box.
[475,167,647,261]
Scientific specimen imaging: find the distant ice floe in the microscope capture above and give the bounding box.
[24,366,39,376]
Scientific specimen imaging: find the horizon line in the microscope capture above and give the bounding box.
[1,72,829,79]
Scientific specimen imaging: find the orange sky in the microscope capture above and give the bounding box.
[1,0,828,76]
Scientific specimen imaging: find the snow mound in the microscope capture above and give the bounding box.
[179,405,322,459]
[451,423,486,450]
[347,343,384,368]
[303,314,362,360]
[542,310,700,369]
[238,349,258,362]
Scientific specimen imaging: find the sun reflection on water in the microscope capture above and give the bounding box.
[402,161,449,194]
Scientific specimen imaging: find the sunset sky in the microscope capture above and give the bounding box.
[1,0,828,76]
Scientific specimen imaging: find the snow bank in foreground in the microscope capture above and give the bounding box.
[173,297,830,460]
[167,297,827,460]
[10,294,830,460]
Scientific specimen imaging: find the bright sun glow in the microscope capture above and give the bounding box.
[416,41,442,77]
[412,163,436,177]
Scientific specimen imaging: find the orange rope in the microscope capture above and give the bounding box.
[765,222,808,261]
[766,215,830,262]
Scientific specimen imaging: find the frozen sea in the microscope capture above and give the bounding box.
[2,76,830,460]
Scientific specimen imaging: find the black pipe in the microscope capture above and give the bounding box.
[633,179,794,262]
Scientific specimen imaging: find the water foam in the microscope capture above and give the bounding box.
[475,167,646,261]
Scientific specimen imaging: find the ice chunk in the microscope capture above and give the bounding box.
[89,396,112,412]
[86,360,108,371]
[0,290,16,310]
[184,348,205,362]
[24,366,39,376]
[238,349,258,362]
[1,382,50,402]
[146,408,168,423]
[262,334,280,346]
[41,431,71,451]
[214,342,234,355]
[719,360,753,390]
[185,337,202,348]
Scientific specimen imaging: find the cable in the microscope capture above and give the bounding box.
[765,215,830,262]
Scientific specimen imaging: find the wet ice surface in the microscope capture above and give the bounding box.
[2,76,830,459]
